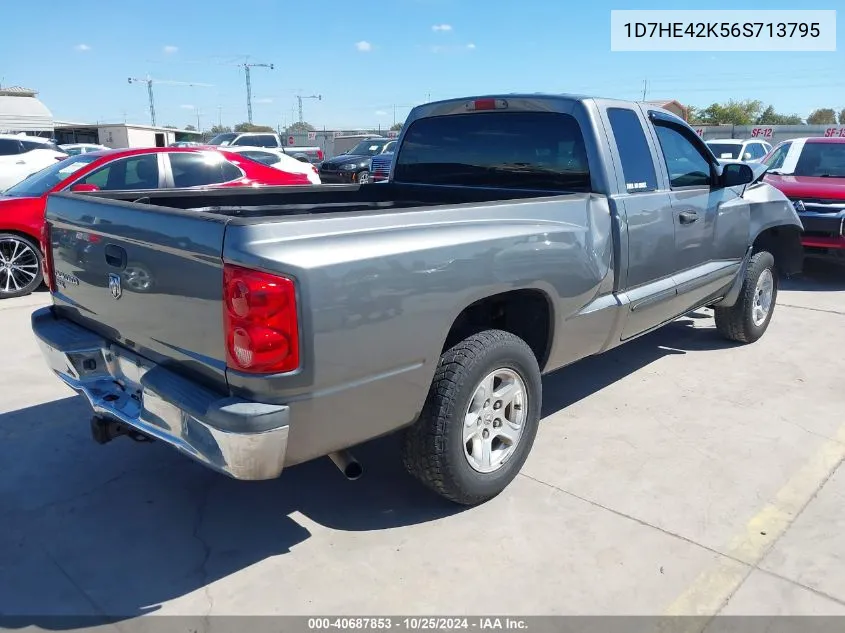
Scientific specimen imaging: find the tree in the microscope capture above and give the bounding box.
[807,108,837,125]
[839,108,845,124]
[756,105,803,125]
[208,124,232,134]
[287,121,315,134]
[185,124,197,131]
[692,99,763,125]
[233,122,275,133]
[389,123,402,132]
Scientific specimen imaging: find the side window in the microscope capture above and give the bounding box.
[79,155,160,190]
[764,143,791,170]
[169,152,242,187]
[253,135,278,147]
[747,143,765,159]
[241,150,279,165]
[607,108,658,193]
[653,123,712,188]
[0,139,22,155]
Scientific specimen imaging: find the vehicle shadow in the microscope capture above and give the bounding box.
[781,260,845,292]
[1,313,735,625]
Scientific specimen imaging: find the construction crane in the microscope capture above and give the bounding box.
[296,94,322,123]
[239,62,274,124]
[127,76,213,127]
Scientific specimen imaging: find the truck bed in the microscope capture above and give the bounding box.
[81,182,557,218]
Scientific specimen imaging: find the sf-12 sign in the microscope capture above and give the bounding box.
[750,128,774,138]
[824,127,845,138]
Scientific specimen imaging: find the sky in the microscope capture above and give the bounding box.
[2,0,843,131]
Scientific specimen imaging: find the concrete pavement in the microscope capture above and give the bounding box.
[1,262,844,622]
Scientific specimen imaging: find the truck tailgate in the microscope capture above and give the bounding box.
[45,193,229,391]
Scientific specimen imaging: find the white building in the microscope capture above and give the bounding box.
[54,121,201,148]
[0,86,53,134]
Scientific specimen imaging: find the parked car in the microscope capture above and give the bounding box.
[370,150,394,182]
[59,143,109,156]
[319,138,396,183]
[0,147,312,299]
[224,146,321,184]
[0,134,67,191]
[206,132,324,164]
[706,138,772,162]
[762,137,845,263]
[32,94,802,505]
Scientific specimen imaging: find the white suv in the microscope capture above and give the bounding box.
[0,134,67,191]
[706,138,772,162]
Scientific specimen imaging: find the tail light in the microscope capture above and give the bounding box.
[40,222,56,292]
[316,149,324,161]
[465,98,508,111]
[222,264,300,374]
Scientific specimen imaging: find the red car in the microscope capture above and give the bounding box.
[0,147,312,298]
[761,137,845,263]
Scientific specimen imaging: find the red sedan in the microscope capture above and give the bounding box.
[0,147,311,299]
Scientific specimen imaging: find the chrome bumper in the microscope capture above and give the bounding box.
[31,306,290,480]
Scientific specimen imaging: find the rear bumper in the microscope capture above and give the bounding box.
[31,306,290,481]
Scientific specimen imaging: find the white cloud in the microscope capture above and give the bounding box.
[74,44,91,52]
[355,40,372,52]
[432,24,452,32]
[180,104,195,110]
[163,45,179,54]
[375,110,388,116]
[466,43,476,49]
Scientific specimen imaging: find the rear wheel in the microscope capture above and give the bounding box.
[0,233,43,299]
[401,330,542,505]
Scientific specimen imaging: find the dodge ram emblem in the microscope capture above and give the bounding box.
[108,273,122,300]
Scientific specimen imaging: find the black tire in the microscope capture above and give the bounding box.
[401,330,542,505]
[0,233,43,299]
[714,250,777,344]
[356,169,370,184]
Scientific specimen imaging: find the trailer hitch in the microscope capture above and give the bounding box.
[90,416,154,444]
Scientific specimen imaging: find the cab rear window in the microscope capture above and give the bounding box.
[393,111,591,191]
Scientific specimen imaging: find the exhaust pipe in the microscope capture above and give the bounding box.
[328,450,363,481]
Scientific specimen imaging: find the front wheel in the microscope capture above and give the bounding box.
[401,330,542,505]
[0,233,43,299]
[714,250,777,343]
[356,169,370,184]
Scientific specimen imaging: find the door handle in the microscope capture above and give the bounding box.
[104,244,127,269]
[678,210,699,225]
[15,160,25,165]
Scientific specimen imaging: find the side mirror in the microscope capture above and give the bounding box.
[71,183,100,193]
[719,162,754,187]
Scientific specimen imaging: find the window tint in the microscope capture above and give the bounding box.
[654,124,712,188]
[169,152,242,187]
[763,143,791,170]
[794,142,845,178]
[234,134,277,148]
[21,140,60,152]
[394,112,591,191]
[0,139,22,156]
[80,155,160,190]
[745,143,764,159]
[239,150,280,165]
[607,108,657,193]
[707,143,741,160]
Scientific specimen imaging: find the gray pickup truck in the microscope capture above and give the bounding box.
[32,94,803,505]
